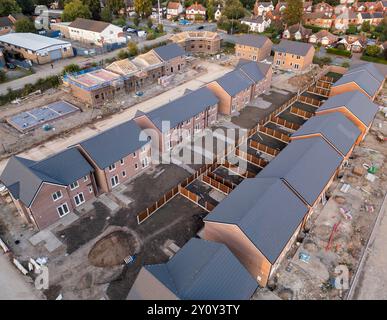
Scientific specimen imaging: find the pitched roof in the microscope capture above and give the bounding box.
[274,39,314,56]
[167,1,181,9]
[136,238,258,300]
[317,91,379,127]
[236,60,271,83]
[69,18,111,33]
[259,137,343,206]
[205,177,308,264]
[332,69,381,97]
[0,148,93,207]
[214,69,254,96]
[0,33,70,51]
[186,3,206,11]
[312,29,338,41]
[152,43,185,61]
[0,17,12,28]
[234,34,272,49]
[347,63,385,83]
[285,23,313,37]
[142,87,219,132]
[79,120,148,169]
[291,113,361,156]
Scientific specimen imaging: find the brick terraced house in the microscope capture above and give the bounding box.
[273,40,315,71]
[234,34,273,62]
[0,148,96,230]
[76,120,151,193]
[134,87,219,153]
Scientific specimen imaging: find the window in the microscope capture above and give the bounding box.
[108,164,116,171]
[141,158,149,168]
[134,163,138,170]
[111,175,119,187]
[122,171,126,177]
[132,152,136,157]
[195,123,200,132]
[74,193,85,206]
[294,64,300,70]
[141,145,147,152]
[70,181,79,190]
[57,203,70,217]
[89,186,93,193]
[52,190,62,201]
[120,158,125,165]
[296,55,301,59]
[83,176,88,182]
[276,60,281,65]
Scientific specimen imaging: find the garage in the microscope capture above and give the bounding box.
[49,48,63,61]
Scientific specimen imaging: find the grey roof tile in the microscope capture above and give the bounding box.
[215,70,254,96]
[237,60,271,83]
[235,34,272,49]
[153,43,185,61]
[291,113,361,156]
[205,177,308,263]
[273,39,314,56]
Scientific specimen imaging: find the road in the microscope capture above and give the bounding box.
[350,194,387,300]
[0,253,42,300]
[0,34,172,95]
[0,61,232,174]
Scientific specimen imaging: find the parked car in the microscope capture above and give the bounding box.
[197,26,204,30]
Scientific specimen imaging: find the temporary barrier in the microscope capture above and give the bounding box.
[270,115,301,131]
[289,106,313,119]
[235,148,269,168]
[258,126,290,143]
[298,95,322,108]
[249,140,280,157]
[202,175,233,195]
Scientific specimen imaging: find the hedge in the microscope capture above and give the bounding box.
[326,48,352,57]
[360,55,387,64]
[0,75,61,106]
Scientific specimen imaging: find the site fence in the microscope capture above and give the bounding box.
[202,175,233,195]
[235,148,269,168]
[249,140,280,157]
[307,86,330,97]
[298,95,322,108]
[289,106,314,119]
[270,115,301,131]
[258,126,290,143]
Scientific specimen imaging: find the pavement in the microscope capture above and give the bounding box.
[0,34,172,95]
[0,253,42,300]
[0,61,232,174]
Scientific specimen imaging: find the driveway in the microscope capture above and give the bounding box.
[0,253,42,300]
[0,34,172,95]
[0,61,232,174]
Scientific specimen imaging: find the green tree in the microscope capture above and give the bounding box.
[206,0,215,21]
[361,21,371,33]
[33,0,53,6]
[0,0,21,16]
[14,17,36,33]
[106,0,125,15]
[0,70,6,84]
[62,63,81,75]
[284,0,303,26]
[16,0,34,14]
[101,6,113,22]
[83,0,101,20]
[240,0,255,10]
[156,23,163,33]
[346,24,358,35]
[133,15,140,26]
[365,45,381,57]
[62,0,91,21]
[222,0,245,20]
[128,41,138,56]
[117,49,130,59]
[134,0,152,18]
[147,17,153,29]
[383,48,387,60]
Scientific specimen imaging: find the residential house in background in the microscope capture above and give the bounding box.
[309,30,338,46]
[0,16,15,35]
[204,177,310,287]
[170,31,222,55]
[0,33,73,64]
[76,120,151,193]
[234,34,273,62]
[329,63,385,100]
[313,1,334,14]
[134,87,219,153]
[334,7,358,31]
[357,12,384,25]
[273,40,315,71]
[214,5,222,21]
[241,16,272,33]
[303,12,334,29]
[185,2,207,20]
[128,238,258,300]
[282,23,312,41]
[0,148,96,230]
[316,90,379,141]
[337,35,366,52]
[152,4,167,20]
[253,1,274,16]
[167,2,184,19]
[68,18,126,46]
[354,1,384,12]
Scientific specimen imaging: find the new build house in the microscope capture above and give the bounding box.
[0,32,73,64]
[290,112,361,159]
[128,238,258,300]
[170,31,222,55]
[315,91,379,141]
[330,63,385,99]
[259,137,343,211]
[76,120,151,193]
[0,148,96,230]
[152,43,186,75]
[134,87,219,154]
[204,177,309,287]
[207,70,253,115]
[68,18,126,46]
[235,34,273,62]
[273,40,315,71]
